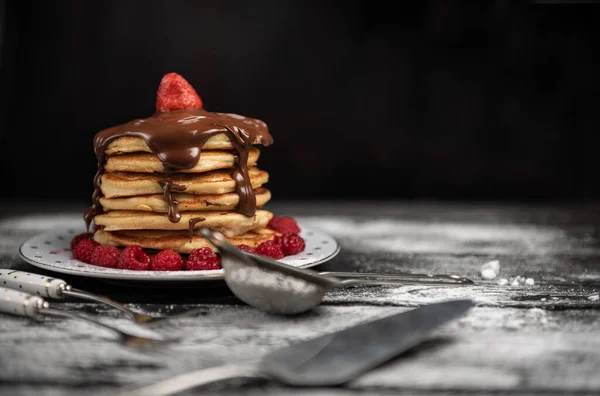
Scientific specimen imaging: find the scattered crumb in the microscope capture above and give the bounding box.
[541,298,547,301]
[476,260,538,288]
[482,259,500,273]
[481,268,497,280]
[588,294,600,302]
[480,260,500,280]
[497,275,537,287]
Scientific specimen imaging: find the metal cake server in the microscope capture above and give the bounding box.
[199,228,473,315]
[118,299,473,395]
[0,287,165,347]
[0,269,161,324]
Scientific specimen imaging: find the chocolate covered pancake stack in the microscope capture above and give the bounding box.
[85,73,277,253]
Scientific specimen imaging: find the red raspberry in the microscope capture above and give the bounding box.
[90,245,120,268]
[266,216,301,234]
[256,240,284,259]
[276,232,306,256]
[236,244,256,254]
[186,247,220,270]
[70,232,93,250]
[118,245,151,271]
[151,250,184,271]
[72,239,99,263]
[156,72,203,112]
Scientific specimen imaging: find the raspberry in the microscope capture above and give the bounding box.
[256,240,284,259]
[266,216,301,234]
[90,245,120,268]
[236,244,256,254]
[156,72,203,112]
[118,245,151,271]
[186,247,220,271]
[276,232,306,256]
[70,232,93,250]
[151,250,183,271]
[72,239,99,263]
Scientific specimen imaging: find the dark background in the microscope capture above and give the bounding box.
[0,1,599,205]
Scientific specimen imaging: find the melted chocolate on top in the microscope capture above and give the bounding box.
[84,108,273,230]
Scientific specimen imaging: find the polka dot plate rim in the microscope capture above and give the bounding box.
[18,224,340,281]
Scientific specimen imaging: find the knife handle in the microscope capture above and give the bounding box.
[0,287,44,318]
[0,269,66,298]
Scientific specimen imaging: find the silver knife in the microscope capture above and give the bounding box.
[117,299,473,396]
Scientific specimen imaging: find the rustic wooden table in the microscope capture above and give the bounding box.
[1,201,599,396]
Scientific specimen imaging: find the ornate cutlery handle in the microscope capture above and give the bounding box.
[0,269,157,324]
[0,287,45,318]
[0,269,66,298]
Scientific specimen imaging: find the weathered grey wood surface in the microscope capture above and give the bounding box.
[0,201,599,396]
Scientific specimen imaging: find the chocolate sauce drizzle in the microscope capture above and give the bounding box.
[84,108,273,230]
[188,217,206,237]
[158,180,187,222]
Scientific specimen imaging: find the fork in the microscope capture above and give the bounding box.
[0,286,165,347]
[0,269,164,324]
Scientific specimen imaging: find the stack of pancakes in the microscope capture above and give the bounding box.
[92,134,276,253]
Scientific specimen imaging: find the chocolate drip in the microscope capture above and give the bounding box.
[158,180,187,222]
[84,171,103,228]
[188,217,206,237]
[84,108,273,230]
[225,126,255,217]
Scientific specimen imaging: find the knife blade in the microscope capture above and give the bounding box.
[263,298,473,386]
[118,299,472,396]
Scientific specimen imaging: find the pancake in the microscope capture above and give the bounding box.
[100,188,271,212]
[94,228,276,254]
[105,134,267,156]
[105,148,260,173]
[94,209,273,237]
[100,167,268,198]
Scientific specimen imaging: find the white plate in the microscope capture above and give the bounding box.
[19,225,340,282]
